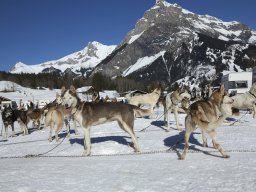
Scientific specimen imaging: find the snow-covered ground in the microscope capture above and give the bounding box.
[1,82,256,192]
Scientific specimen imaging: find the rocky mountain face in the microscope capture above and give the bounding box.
[92,0,256,86]
[10,41,116,76]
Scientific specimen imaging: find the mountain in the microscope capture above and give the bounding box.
[10,0,256,87]
[10,41,116,76]
[92,0,256,86]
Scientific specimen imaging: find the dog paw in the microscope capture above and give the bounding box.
[82,151,91,156]
[179,156,185,160]
[203,144,208,148]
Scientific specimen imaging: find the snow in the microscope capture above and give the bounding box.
[218,35,229,41]
[0,81,59,105]
[128,31,144,44]
[122,51,166,77]
[248,34,256,44]
[1,82,256,191]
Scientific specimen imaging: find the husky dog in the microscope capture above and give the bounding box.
[163,87,191,131]
[1,106,29,139]
[126,87,161,118]
[61,86,151,156]
[26,107,44,129]
[44,93,78,142]
[1,106,16,138]
[180,85,233,160]
[231,82,256,118]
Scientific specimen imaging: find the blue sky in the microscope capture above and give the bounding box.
[1,0,256,72]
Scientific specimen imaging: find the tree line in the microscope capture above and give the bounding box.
[0,71,160,92]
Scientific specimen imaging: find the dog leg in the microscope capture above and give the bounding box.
[149,106,155,119]
[73,119,79,135]
[38,119,41,130]
[201,129,208,147]
[4,125,8,139]
[24,125,28,135]
[48,122,54,142]
[55,121,63,142]
[208,130,230,158]
[253,105,256,118]
[82,127,91,156]
[11,124,15,137]
[118,121,140,152]
[179,130,192,160]
[19,121,28,136]
[163,105,167,123]
[174,107,181,131]
[180,116,195,160]
[64,119,70,137]
[166,107,170,131]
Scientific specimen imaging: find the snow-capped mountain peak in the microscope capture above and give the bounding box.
[124,0,256,46]
[10,41,116,75]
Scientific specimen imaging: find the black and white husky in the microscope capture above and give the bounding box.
[1,106,28,139]
[61,86,151,156]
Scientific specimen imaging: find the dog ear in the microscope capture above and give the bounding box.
[70,85,76,93]
[61,86,66,95]
[56,92,60,97]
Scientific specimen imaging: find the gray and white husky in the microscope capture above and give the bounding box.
[163,87,191,131]
[61,86,151,156]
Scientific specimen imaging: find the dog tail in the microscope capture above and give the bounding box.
[132,106,151,117]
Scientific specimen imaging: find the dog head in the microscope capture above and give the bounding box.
[61,85,78,109]
[174,86,191,101]
[180,87,191,100]
[210,84,226,105]
[1,105,15,126]
[181,97,190,110]
[2,105,13,119]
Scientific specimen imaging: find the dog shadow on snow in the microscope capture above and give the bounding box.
[50,130,130,147]
[164,131,226,159]
[68,135,131,147]
[150,120,183,131]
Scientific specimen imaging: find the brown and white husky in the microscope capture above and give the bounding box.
[44,93,78,142]
[61,86,151,156]
[180,85,234,160]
